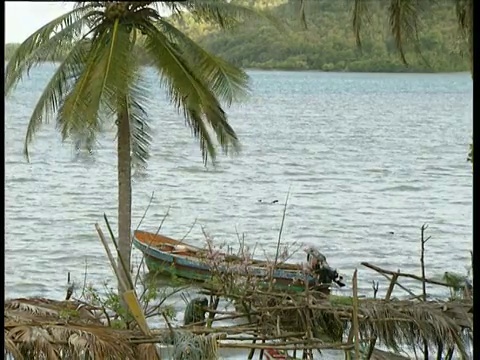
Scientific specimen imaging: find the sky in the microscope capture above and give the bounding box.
[5,2,75,43]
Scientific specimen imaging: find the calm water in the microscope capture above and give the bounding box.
[5,64,472,307]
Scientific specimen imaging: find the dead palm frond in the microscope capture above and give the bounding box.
[5,298,101,325]
[6,323,137,359]
[4,331,25,360]
[4,298,155,360]
[243,292,472,357]
[358,300,472,357]
[5,298,60,318]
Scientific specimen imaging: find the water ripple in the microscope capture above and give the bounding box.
[5,66,472,303]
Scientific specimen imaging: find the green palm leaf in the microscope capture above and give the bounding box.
[24,40,90,160]
[57,18,138,154]
[169,0,283,31]
[141,20,239,164]
[5,4,97,95]
[156,18,250,105]
[388,0,423,65]
[127,92,152,171]
[55,29,111,151]
[351,0,372,50]
[455,0,472,72]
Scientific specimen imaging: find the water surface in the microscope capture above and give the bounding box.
[5,65,472,308]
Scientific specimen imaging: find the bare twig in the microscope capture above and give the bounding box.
[180,218,197,242]
[80,258,89,299]
[361,262,451,288]
[273,188,291,268]
[269,188,291,290]
[135,191,155,232]
[420,223,429,360]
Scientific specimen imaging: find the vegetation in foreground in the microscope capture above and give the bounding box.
[4,217,474,360]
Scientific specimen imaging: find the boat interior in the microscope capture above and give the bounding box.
[134,230,303,271]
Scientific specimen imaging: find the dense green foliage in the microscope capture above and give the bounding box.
[5,1,469,73]
[173,0,470,73]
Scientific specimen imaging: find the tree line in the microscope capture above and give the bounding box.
[172,0,470,73]
[5,1,469,73]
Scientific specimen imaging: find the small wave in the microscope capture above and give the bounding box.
[5,177,34,183]
[364,168,391,174]
[378,185,425,192]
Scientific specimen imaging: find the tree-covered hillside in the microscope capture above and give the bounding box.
[173,0,469,72]
[5,0,469,73]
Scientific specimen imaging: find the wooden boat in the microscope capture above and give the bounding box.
[133,230,331,293]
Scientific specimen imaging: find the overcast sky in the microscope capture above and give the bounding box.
[6,2,75,43]
[5,2,173,43]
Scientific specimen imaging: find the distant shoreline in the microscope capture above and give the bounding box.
[243,67,470,75]
[4,58,468,75]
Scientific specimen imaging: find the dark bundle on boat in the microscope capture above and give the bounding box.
[305,247,345,288]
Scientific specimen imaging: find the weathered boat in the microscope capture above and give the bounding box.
[133,230,333,293]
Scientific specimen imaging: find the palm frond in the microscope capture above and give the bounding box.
[358,300,471,357]
[141,21,239,164]
[299,0,307,29]
[55,29,109,155]
[387,0,424,66]
[351,0,371,49]
[56,19,137,155]
[4,331,25,360]
[136,343,161,360]
[23,39,90,160]
[170,0,283,32]
[6,299,60,318]
[126,83,153,171]
[455,0,473,72]
[9,326,61,360]
[7,323,137,359]
[5,298,138,359]
[99,22,152,171]
[156,18,250,105]
[4,4,97,95]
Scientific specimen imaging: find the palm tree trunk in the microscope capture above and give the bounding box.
[117,107,132,295]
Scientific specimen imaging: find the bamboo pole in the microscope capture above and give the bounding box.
[352,270,360,360]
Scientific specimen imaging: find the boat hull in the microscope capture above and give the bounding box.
[133,231,330,294]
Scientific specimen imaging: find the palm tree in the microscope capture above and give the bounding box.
[4,0,263,295]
